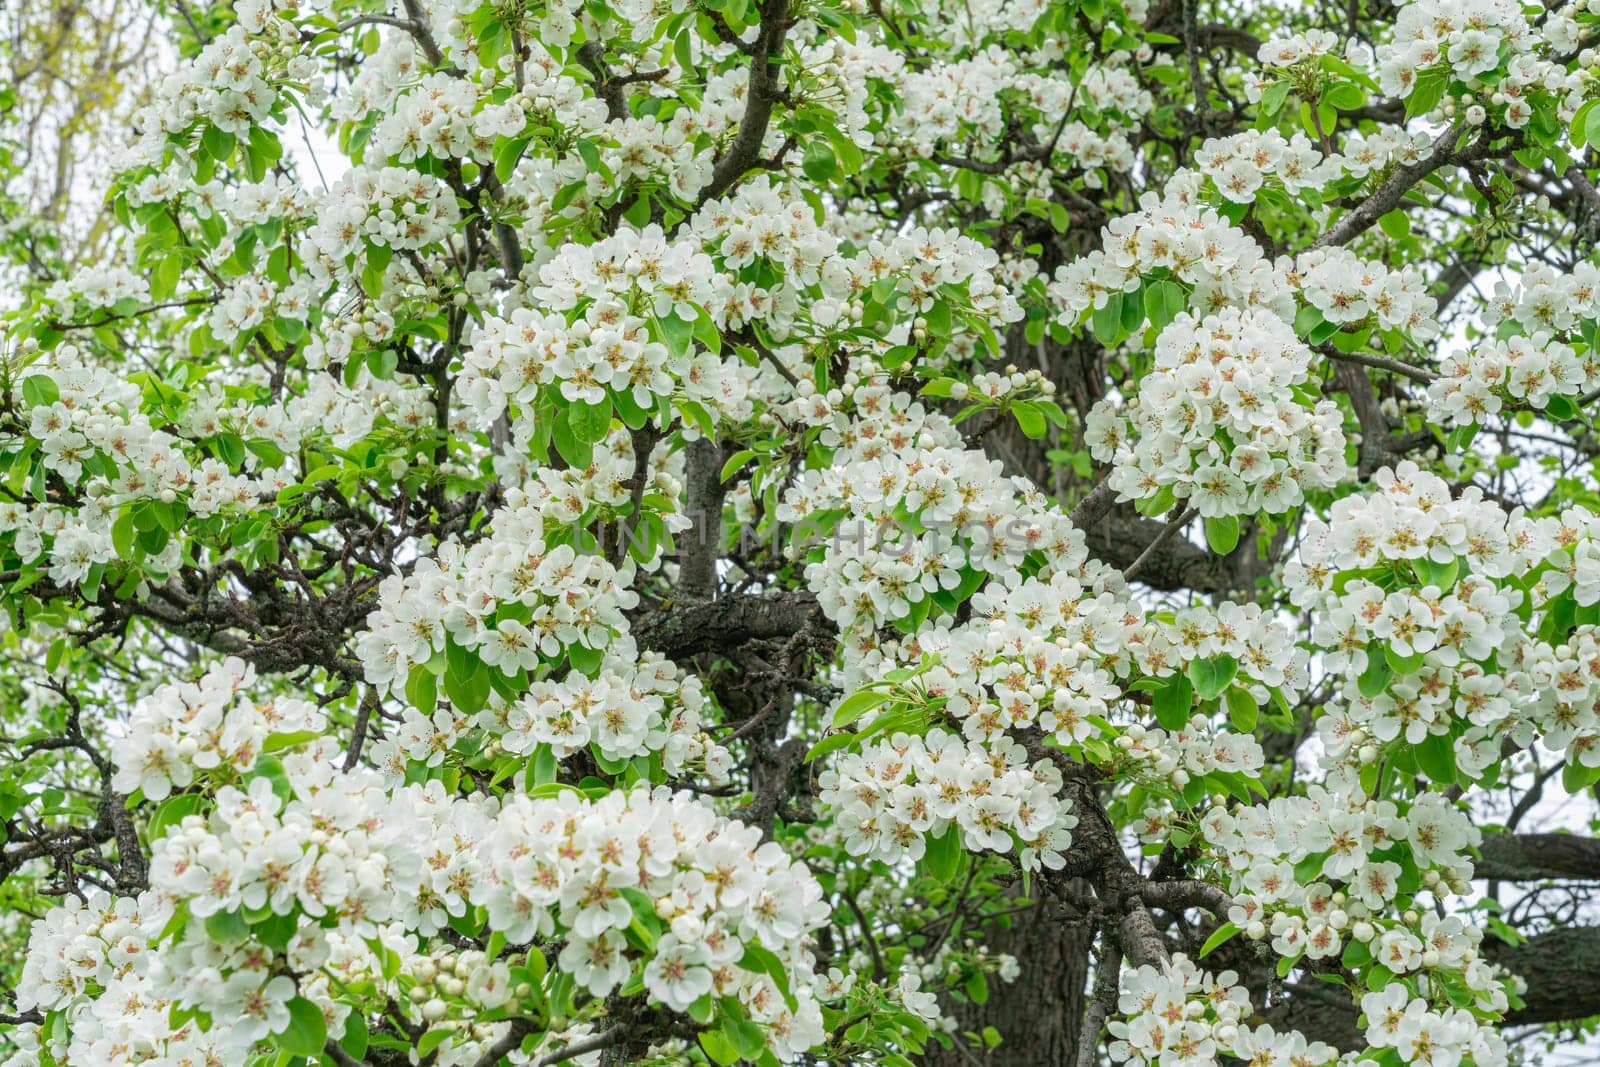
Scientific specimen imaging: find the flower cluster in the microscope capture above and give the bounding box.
[779,390,1077,640]
[1196,779,1480,937]
[47,263,151,310]
[1193,129,1338,201]
[1132,603,1310,696]
[818,728,1077,871]
[1428,331,1593,421]
[1256,29,1345,69]
[687,177,841,330]
[459,223,729,423]
[873,598,1282,782]
[1285,461,1600,779]
[1109,954,1338,1067]
[481,786,829,1049]
[477,639,729,776]
[0,342,305,587]
[1377,0,1585,127]
[132,24,283,148]
[354,478,734,778]
[308,166,461,260]
[1337,124,1437,180]
[354,490,637,695]
[1484,261,1600,336]
[1184,773,1513,1067]
[151,776,824,1059]
[369,73,527,164]
[1085,307,1349,518]
[18,773,828,1066]
[893,52,1144,176]
[111,657,324,801]
[1293,246,1440,340]
[819,224,1024,337]
[1048,193,1288,326]
[10,890,245,1067]
[1360,983,1511,1067]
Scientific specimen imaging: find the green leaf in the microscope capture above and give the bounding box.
[561,643,600,682]
[112,509,137,559]
[21,374,58,407]
[1259,81,1291,119]
[551,406,595,469]
[204,908,250,945]
[1151,674,1193,731]
[1293,852,1327,884]
[262,730,321,754]
[657,312,695,359]
[1142,279,1186,332]
[739,942,796,1011]
[1416,732,1456,784]
[1199,921,1239,958]
[1575,99,1599,148]
[1406,68,1448,120]
[721,449,757,482]
[1090,292,1125,344]
[832,688,890,729]
[147,792,203,841]
[1342,937,1373,969]
[1187,655,1238,701]
[276,996,326,1056]
[532,744,559,786]
[1411,556,1459,591]
[202,124,236,162]
[417,1026,453,1058]
[1293,304,1326,339]
[367,347,398,380]
[406,665,439,716]
[699,1030,740,1066]
[495,137,530,183]
[1225,687,1258,733]
[804,731,857,764]
[1012,402,1047,440]
[1323,82,1366,111]
[802,139,839,182]
[1545,393,1580,422]
[1377,210,1411,239]
[571,395,613,444]
[922,825,962,883]
[442,658,490,714]
[1357,645,1393,698]
[1385,644,1424,676]
[721,1013,766,1060]
[1203,515,1240,555]
[1563,758,1600,794]
[340,1012,370,1060]
[252,910,299,951]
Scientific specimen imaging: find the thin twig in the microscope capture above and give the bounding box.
[1123,507,1198,581]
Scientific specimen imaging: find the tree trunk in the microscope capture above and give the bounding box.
[926,888,1095,1065]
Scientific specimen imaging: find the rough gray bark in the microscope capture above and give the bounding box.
[1475,833,1600,882]
[925,891,1094,1067]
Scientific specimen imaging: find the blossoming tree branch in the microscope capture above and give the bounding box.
[2,0,1600,1062]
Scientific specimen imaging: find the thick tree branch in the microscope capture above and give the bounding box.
[697,0,792,205]
[1312,123,1506,249]
[632,590,828,659]
[1475,832,1600,882]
